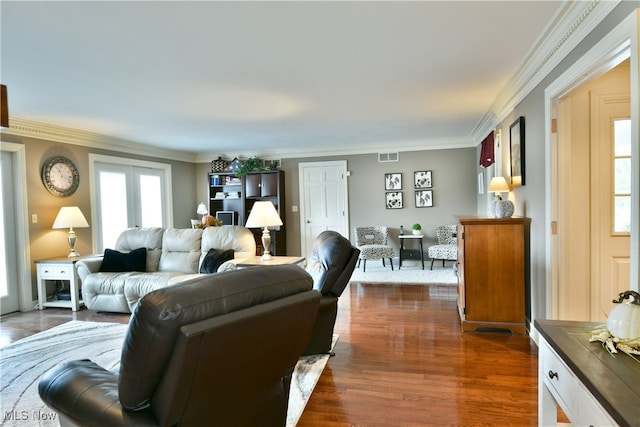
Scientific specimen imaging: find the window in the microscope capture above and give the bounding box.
[613,118,631,234]
[90,155,173,252]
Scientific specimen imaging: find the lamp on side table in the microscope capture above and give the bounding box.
[52,206,89,257]
[245,201,283,261]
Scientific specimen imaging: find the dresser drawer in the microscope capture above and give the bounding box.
[38,264,73,280]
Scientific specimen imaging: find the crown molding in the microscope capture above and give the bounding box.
[0,117,198,163]
[195,137,475,163]
[3,115,475,164]
[471,0,621,144]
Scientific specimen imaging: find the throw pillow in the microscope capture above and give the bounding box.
[100,247,147,272]
[200,248,234,274]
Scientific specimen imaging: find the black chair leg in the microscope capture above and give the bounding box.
[430,259,435,270]
[382,259,386,267]
[442,259,445,267]
[389,258,394,271]
[363,260,366,272]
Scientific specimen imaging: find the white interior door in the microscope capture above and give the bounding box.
[590,93,631,320]
[298,160,349,260]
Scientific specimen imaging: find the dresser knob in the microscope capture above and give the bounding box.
[548,370,558,380]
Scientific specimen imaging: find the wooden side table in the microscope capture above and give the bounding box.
[398,234,424,270]
[35,256,88,311]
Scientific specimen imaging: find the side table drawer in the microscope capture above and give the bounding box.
[402,249,422,260]
[39,264,73,280]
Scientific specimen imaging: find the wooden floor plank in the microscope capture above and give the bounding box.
[0,281,540,425]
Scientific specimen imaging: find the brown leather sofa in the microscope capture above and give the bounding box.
[303,230,360,355]
[38,265,320,427]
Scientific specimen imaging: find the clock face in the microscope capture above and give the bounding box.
[42,157,80,197]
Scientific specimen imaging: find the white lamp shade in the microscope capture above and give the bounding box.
[488,176,510,193]
[245,201,283,228]
[52,206,89,229]
[196,202,208,215]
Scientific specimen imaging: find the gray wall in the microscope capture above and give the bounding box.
[473,2,639,322]
[197,148,478,256]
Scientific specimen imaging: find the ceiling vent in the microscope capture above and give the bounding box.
[378,152,399,162]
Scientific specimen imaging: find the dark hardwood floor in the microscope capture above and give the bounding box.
[1,281,540,425]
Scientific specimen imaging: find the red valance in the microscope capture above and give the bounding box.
[479,131,494,168]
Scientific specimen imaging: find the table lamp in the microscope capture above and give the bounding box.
[245,201,283,260]
[197,202,209,224]
[488,177,514,218]
[52,206,89,257]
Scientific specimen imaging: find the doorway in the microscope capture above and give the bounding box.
[298,160,349,260]
[546,10,639,321]
[0,142,31,314]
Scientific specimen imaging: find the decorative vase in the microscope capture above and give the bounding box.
[211,157,228,172]
[412,229,421,235]
[493,200,514,218]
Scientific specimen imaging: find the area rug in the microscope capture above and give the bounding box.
[0,320,332,426]
[349,261,457,285]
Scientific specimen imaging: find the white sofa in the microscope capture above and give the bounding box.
[77,226,256,313]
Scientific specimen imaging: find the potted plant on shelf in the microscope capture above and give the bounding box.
[234,156,266,177]
[411,223,422,235]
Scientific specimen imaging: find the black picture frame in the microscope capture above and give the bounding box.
[384,173,402,190]
[415,190,433,208]
[414,170,432,189]
[510,116,525,186]
[385,191,403,209]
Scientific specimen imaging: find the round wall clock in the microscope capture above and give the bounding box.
[41,156,80,197]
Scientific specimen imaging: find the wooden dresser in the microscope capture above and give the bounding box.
[456,216,529,334]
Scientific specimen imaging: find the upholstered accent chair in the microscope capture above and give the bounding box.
[354,226,394,272]
[38,265,320,427]
[427,225,457,270]
[304,230,360,355]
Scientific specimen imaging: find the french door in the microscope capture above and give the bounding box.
[90,154,172,252]
[1,150,20,314]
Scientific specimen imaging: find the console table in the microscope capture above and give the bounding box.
[535,319,639,426]
[398,234,424,269]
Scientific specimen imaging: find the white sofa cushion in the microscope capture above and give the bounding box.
[200,225,256,267]
[158,228,202,274]
[82,271,138,313]
[115,227,164,272]
[123,271,186,312]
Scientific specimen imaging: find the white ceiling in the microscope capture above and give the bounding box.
[2,1,568,159]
